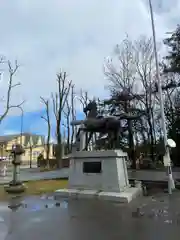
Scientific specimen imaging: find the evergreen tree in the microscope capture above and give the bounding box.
[163,25,180,165]
[164,24,180,73]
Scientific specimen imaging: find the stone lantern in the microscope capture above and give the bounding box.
[4,144,26,194]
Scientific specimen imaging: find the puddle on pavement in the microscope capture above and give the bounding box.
[0,204,11,212]
[2,190,180,227]
[19,200,68,212]
[0,194,68,214]
[20,196,68,212]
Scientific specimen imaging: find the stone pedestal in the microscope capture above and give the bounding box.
[79,123,86,151]
[4,184,26,194]
[5,154,26,194]
[55,150,142,203]
[68,150,129,192]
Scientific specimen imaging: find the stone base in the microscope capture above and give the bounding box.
[78,190,100,199]
[98,187,142,203]
[4,183,26,194]
[68,150,130,193]
[55,187,142,203]
[54,189,80,198]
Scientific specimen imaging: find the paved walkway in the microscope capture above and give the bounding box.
[0,168,69,184]
[6,165,37,172]
[128,169,180,182]
[1,168,180,184]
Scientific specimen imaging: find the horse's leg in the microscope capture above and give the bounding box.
[84,132,93,151]
[112,131,116,149]
[75,128,81,150]
[111,130,118,149]
[108,132,113,149]
[76,127,81,139]
[114,129,119,148]
[111,127,119,149]
[107,132,110,149]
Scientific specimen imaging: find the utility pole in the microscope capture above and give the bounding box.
[148,0,175,194]
[17,106,24,145]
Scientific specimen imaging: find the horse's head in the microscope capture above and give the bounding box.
[83,100,97,116]
[83,103,90,114]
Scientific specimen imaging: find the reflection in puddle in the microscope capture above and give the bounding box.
[2,195,69,214]
[0,205,10,212]
[40,195,56,200]
[0,216,4,222]
[28,204,42,212]
[23,200,69,212]
[40,195,47,200]
[60,201,68,209]
[13,196,68,212]
[30,217,44,223]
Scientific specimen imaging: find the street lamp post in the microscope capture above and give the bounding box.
[148,0,175,194]
[14,106,24,176]
[4,106,26,194]
[5,105,24,183]
[17,106,24,145]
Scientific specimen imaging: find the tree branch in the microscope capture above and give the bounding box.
[0,60,22,124]
[40,96,51,161]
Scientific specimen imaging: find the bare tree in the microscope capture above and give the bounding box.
[77,89,90,147]
[62,84,77,153]
[133,36,158,160]
[40,97,51,163]
[105,37,136,94]
[70,84,76,150]
[28,137,37,169]
[63,98,71,153]
[0,60,24,124]
[104,37,139,167]
[51,71,72,168]
[103,35,165,166]
[78,89,89,116]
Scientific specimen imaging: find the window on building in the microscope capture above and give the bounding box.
[32,151,36,156]
[32,151,40,157]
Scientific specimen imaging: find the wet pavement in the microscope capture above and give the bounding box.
[0,190,180,239]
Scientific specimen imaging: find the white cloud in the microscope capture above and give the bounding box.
[2,130,20,136]
[0,0,179,115]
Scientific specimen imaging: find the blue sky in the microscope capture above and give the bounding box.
[0,108,85,140]
[0,0,179,137]
[0,109,47,136]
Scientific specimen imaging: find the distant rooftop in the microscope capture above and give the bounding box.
[0,133,45,143]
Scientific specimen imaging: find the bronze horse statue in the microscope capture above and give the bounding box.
[75,100,122,150]
[75,99,146,151]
